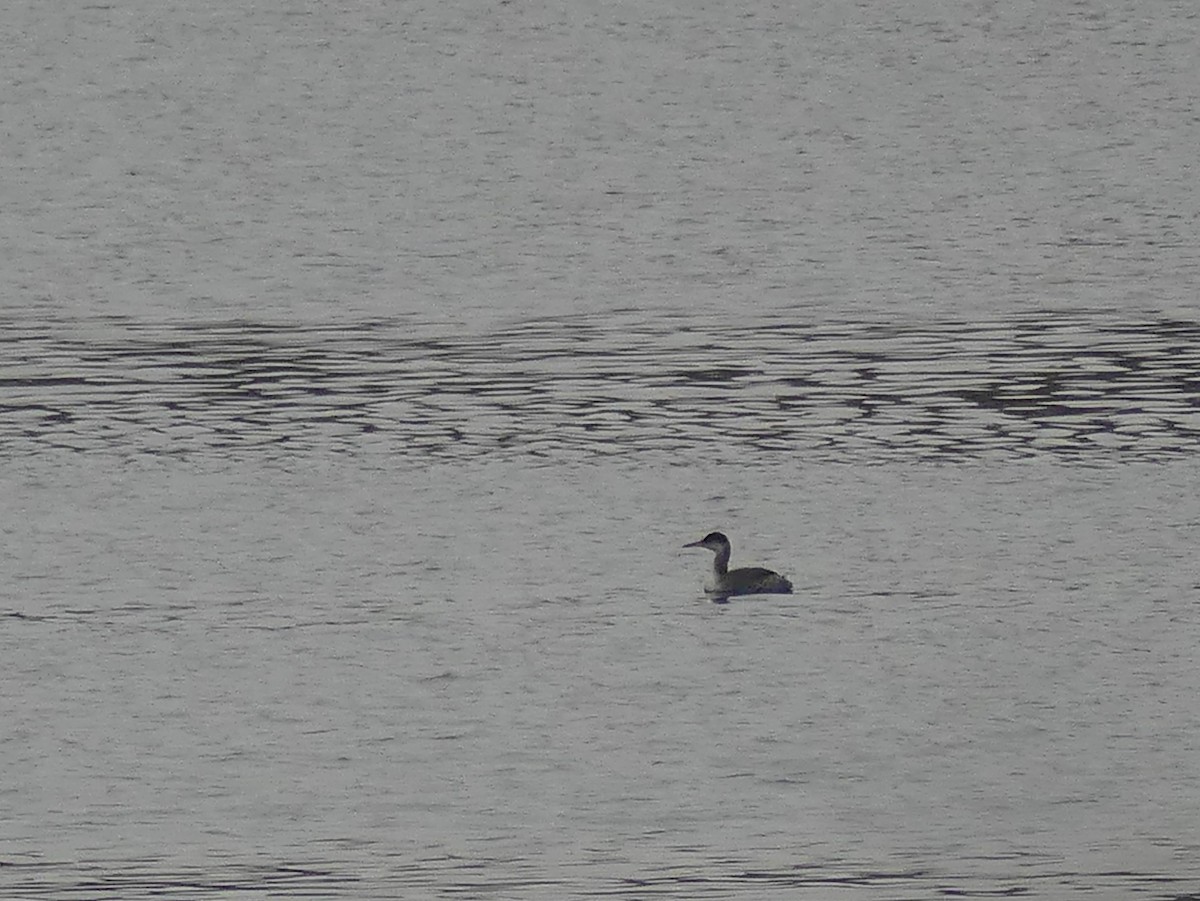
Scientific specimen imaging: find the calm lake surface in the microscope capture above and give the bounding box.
[4,1,1200,898]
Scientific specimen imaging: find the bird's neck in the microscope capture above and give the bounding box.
[712,545,730,576]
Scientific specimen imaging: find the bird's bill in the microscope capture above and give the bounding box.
[682,539,705,548]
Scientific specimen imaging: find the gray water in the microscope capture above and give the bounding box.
[4,1,1200,898]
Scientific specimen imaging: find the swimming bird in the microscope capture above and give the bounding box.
[683,531,793,599]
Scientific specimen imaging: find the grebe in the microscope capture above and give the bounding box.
[683,531,793,599]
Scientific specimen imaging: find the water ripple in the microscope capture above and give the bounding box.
[3,856,1188,900]
[3,311,1199,463]
[0,859,354,899]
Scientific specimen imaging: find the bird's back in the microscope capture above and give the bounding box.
[720,566,793,596]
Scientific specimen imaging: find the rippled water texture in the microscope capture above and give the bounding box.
[4,311,1200,464]
[6,0,1200,896]
[5,857,1190,901]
